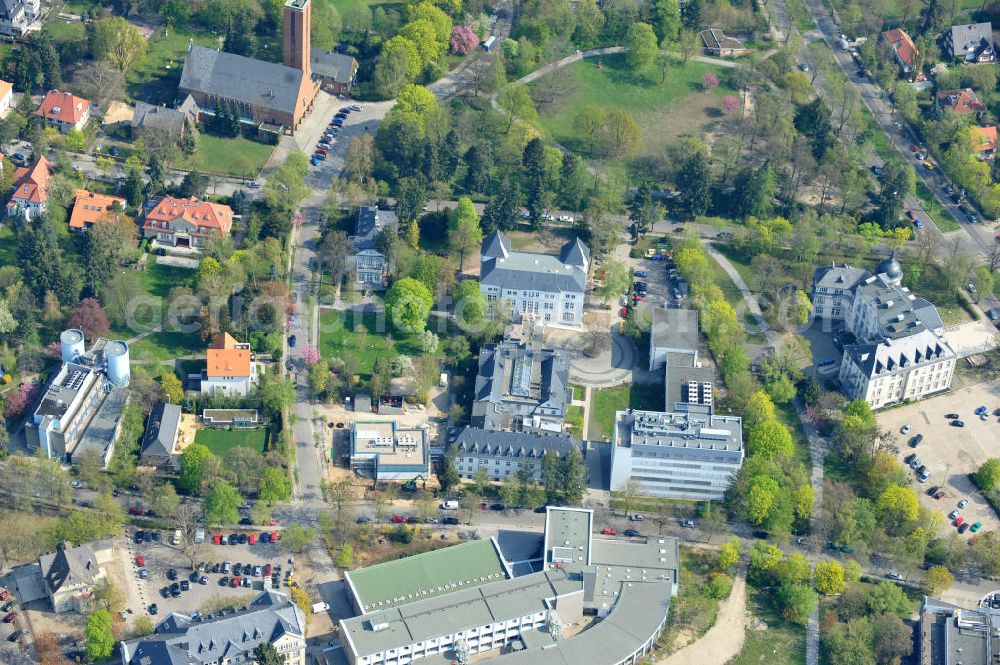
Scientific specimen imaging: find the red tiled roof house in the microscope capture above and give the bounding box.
[69,189,127,231]
[881,28,920,77]
[36,91,90,134]
[141,196,234,250]
[973,125,997,157]
[7,155,51,219]
[937,88,986,115]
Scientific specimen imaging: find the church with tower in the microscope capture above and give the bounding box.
[812,253,957,409]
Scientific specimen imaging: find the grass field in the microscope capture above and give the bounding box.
[129,331,206,362]
[178,134,275,178]
[194,427,268,456]
[0,225,17,267]
[915,180,960,232]
[657,548,724,656]
[331,0,402,18]
[532,54,737,169]
[127,27,221,104]
[915,263,975,325]
[319,310,427,377]
[590,382,665,440]
[728,589,806,665]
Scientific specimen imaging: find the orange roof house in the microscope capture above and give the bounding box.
[937,88,986,114]
[974,125,997,153]
[36,90,91,132]
[202,332,257,396]
[7,155,51,218]
[882,28,919,73]
[0,80,13,105]
[142,196,234,249]
[69,189,127,230]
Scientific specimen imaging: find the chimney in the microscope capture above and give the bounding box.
[283,0,311,77]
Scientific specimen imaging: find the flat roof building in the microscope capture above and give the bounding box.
[649,308,699,372]
[350,420,430,481]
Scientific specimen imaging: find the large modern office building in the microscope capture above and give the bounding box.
[337,507,678,665]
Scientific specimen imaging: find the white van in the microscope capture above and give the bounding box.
[312,602,331,613]
[172,529,182,546]
[194,528,205,544]
[440,500,459,510]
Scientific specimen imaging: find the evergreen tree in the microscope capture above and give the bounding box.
[442,129,461,178]
[675,151,712,220]
[421,141,440,183]
[481,178,521,233]
[653,0,682,43]
[462,145,491,193]
[681,0,703,30]
[522,138,547,228]
[559,153,584,211]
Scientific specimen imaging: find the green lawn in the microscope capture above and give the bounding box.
[127,27,221,104]
[177,134,275,178]
[589,382,665,441]
[914,263,975,325]
[0,225,17,267]
[194,428,268,456]
[129,331,206,362]
[566,405,584,438]
[331,0,402,18]
[44,19,86,41]
[728,589,806,665]
[532,54,737,169]
[915,180,960,232]
[319,310,427,377]
[569,383,584,401]
[139,262,195,300]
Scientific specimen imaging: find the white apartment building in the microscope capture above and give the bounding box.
[479,232,589,327]
[811,263,871,323]
[838,330,956,408]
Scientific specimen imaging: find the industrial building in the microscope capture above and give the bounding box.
[919,597,1000,665]
[338,507,677,665]
[25,329,131,467]
[349,421,430,481]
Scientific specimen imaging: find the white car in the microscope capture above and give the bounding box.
[958,499,969,509]
[557,214,574,223]
[901,424,911,434]
[949,510,961,520]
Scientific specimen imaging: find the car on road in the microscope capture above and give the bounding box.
[288,335,297,347]
[958,499,969,509]
[972,522,983,533]
[624,529,641,537]
[601,527,617,535]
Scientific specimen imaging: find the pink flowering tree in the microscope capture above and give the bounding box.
[723,95,740,114]
[301,344,321,365]
[702,72,720,91]
[450,26,480,55]
[5,382,38,419]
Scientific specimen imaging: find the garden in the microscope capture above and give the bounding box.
[194,427,269,456]
[589,382,665,440]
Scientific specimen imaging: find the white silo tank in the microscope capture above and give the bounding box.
[60,329,85,364]
[105,340,130,387]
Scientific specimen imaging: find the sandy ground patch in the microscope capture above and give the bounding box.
[656,574,747,665]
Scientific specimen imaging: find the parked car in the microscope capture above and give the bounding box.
[901,424,911,434]
[3,612,16,623]
[135,555,145,567]
[681,519,696,528]
[219,576,230,587]
[956,517,966,528]
[624,529,641,537]
[166,569,177,581]
[629,514,644,521]
[601,527,617,535]
[910,434,923,447]
[951,420,966,427]
[886,572,901,580]
[959,522,970,533]
[148,605,158,616]
[288,335,297,347]
[443,517,460,525]
[958,499,969,509]
[390,514,406,523]
[949,510,961,520]
[134,531,145,544]
[946,413,960,419]
[972,522,983,533]
[356,516,371,524]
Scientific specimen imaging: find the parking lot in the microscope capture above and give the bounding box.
[127,528,295,620]
[0,586,23,648]
[626,253,683,320]
[877,378,1000,538]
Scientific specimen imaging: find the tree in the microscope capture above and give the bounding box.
[179,444,214,494]
[675,147,712,219]
[744,391,777,430]
[777,582,817,625]
[747,420,794,460]
[452,280,487,329]
[91,579,125,614]
[204,480,241,525]
[259,467,292,504]
[717,537,740,573]
[653,0,681,42]
[596,259,629,303]
[68,298,110,341]
[449,197,483,270]
[84,609,115,660]
[873,612,914,664]
[625,22,658,70]
[522,138,548,227]
[975,459,1000,491]
[814,559,846,595]
[450,25,479,53]
[438,451,460,491]
[924,565,954,595]
[89,17,148,72]
[263,152,310,215]
[281,523,317,552]
[85,215,138,292]
[866,580,910,615]
[561,447,586,503]
[876,484,919,527]
[498,85,538,133]
[254,642,285,665]
[604,110,642,159]
[385,277,434,334]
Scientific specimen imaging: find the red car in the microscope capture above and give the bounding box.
[480,502,489,510]
[390,515,406,523]
[231,576,241,588]
[264,564,272,577]
[248,533,256,545]
[633,294,646,302]
[601,528,617,535]
[0,589,9,602]
[906,209,917,220]
[135,555,145,567]
[956,517,967,528]
[270,531,279,542]
[2,612,15,623]
[315,147,329,156]
[270,518,278,526]
[213,533,222,545]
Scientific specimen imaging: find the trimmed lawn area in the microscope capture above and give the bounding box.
[194,428,268,456]
[590,382,665,441]
[566,405,584,438]
[129,331,205,362]
[531,54,737,172]
[0,225,17,267]
[319,309,427,377]
[178,134,275,178]
[915,180,959,232]
[44,19,86,41]
[331,0,403,17]
[139,261,195,300]
[914,263,974,325]
[569,383,584,401]
[127,27,221,104]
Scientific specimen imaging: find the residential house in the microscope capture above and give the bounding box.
[471,339,571,434]
[936,88,986,115]
[811,263,872,323]
[881,28,920,77]
[7,155,51,219]
[453,427,579,482]
[178,0,319,135]
[139,402,182,469]
[700,29,749,56]
[479,231,589,327]
[36,90,91,134]
[120,591,307,665]
[26,330,131,466]
[142,195,234,249]
[973,125,997,157]
[200,333,257,397]
[349,206,395,288]
[310,49,359,94]
[0,79,13,117]
[944,22,997,62]
[131,96,199,141]
[39,541,112,614]
[68,189,127,231]
[0,0,39,36]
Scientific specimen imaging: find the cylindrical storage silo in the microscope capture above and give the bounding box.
[60,329,85,364]
[105,340,130,387]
